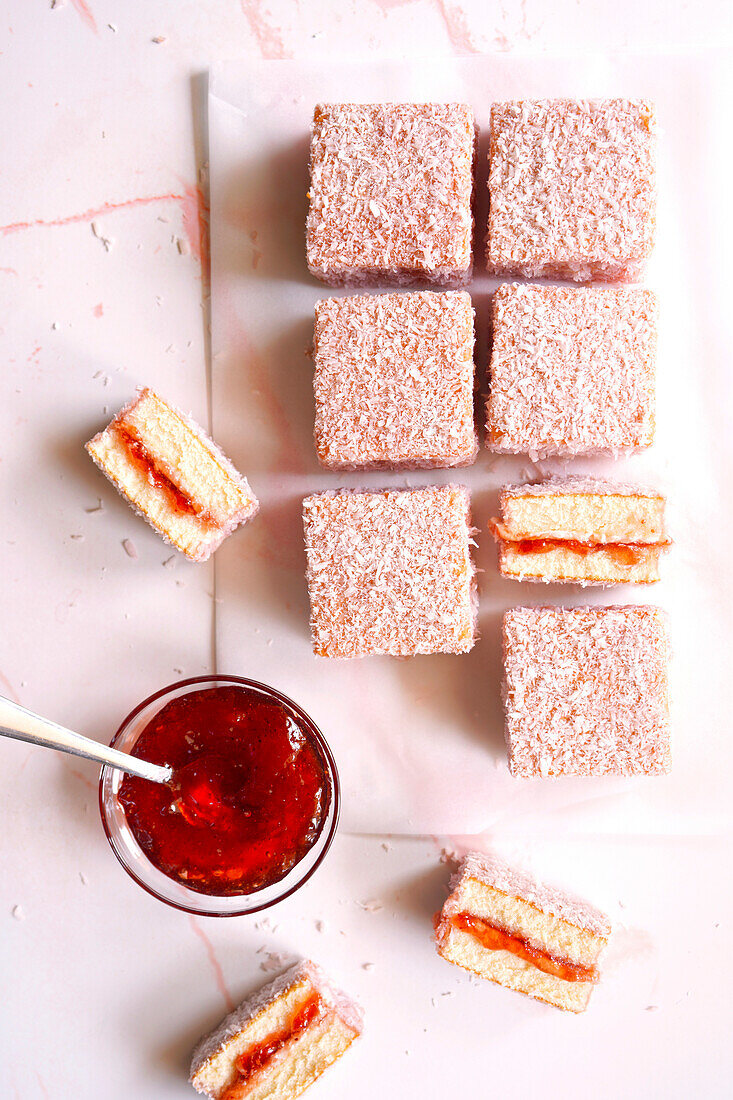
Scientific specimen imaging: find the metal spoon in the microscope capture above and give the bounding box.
[0,694,172,785]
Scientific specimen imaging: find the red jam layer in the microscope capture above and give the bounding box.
[115,423,210,523]
[117,686,329,897]
[228,995,323,1094]
[452,912,597,983]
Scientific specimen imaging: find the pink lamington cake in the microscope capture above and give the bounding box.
[306,103,475,287]
[487,284,657,457]
[487,99,657,281]
[313,291,477,470]
[502,606,671,777]
[302,486,476,658]
[435,852,611,1012]
[190,959,362,1100]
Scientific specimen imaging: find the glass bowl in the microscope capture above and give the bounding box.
[99,676,340,916]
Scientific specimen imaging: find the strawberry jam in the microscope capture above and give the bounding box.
[233,996,323,1086]
[117,685,329,896]
[452,912,597,983]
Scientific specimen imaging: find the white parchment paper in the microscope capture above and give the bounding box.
[208,55,733,835]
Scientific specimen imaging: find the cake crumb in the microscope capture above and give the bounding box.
[79,872,88,885]
[357,899,383,913]
[362,962,374,971]
[122,538,138,559]
[151,35,167,44]
[11,905,24,920]
[315,919,327,933]
[260,951,289,973]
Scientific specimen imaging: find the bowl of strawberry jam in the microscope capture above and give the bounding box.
[99,677,339,916]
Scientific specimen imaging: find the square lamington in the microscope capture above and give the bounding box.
[303,486,476,658]
[502,606,671,777]
[487,284,657,457]
[306,103,474,287]
[487,99,656,281]
[313,291,477,470]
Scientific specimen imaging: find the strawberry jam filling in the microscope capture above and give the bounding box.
[452,912,597,983]
[489,521,667,567]
[115,423,210,522]
[117,685,329,896]
[230,996,323,1090]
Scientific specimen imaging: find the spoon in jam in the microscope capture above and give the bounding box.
[0,694,241,827]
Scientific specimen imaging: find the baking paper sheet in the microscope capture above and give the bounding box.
[208,54,733,834]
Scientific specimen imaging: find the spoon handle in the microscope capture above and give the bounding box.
[0,695,172,785]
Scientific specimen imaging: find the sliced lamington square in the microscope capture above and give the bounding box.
[502,605,671,776]
[490,476,670,585]
[86,388,258,562]
[487,98,657,281]
[435,851,611,1013]
[190,960,362,1100]
[302,486,476,658]
[306,103,475,287]
[313,291,477,470]
[487,284,657,457]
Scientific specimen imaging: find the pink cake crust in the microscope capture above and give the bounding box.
[189,959,363,1091]
[487,99,656,281]
[86,388,259,563]
[440,851,611,938]
[487,284,657,457]
[302,485,476,658]
[306,103,475,288]
[313,291,477,470]
[502,606,671,777]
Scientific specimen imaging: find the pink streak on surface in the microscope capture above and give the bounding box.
[177,182,210,288]
[189,916,235,1012]
[0,267,18,276]
[239,0,293,59]
[1,193,187,237]
[0,669,21,703]
[92,302,104,317]
[69,0,98,35]
[69,767,96,791]
[371,0,481,54]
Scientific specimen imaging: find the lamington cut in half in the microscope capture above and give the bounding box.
[313,291,477,470]
[435,852,611,1012]
[490,478,670,584]
[302,486,476,658]
[487,98,656,281]
[503,606,671,777]
[190,960,362,1100]
[86,388,258,562]
[307,103,475,287]
[487,284,657,457]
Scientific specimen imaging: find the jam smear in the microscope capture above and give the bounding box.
[231,995,323,1089]
[452,912,597,983]
[117,686,329,896]
[115,424,209,523]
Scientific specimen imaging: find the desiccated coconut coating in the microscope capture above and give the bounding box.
[313,291,477,470]
[447,851,611,937]
[302,486,476,658]
[306,103,475,287]
[487,98,657,281]
[190,960,363,1085]
[503,606,671,777]
[487,284,657,457]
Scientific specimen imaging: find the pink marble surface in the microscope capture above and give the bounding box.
[2,3,733,1098]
